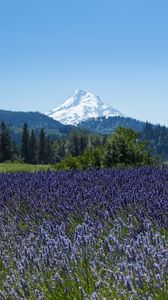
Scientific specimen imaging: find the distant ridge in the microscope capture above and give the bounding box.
[78,116,145,134]
[0,109,65,129]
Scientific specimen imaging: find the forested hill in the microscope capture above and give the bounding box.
[0,110,74,133]
[78,116,145,134]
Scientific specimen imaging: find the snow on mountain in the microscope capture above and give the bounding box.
[46,89,123,125]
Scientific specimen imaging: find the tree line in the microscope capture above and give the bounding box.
[54,127,155,170]
[0,122,53,164]
[20,123,54,164]
[143,122,168,160]
[0,122,105,164]
[0,122,15,162]
[80,118,168,160]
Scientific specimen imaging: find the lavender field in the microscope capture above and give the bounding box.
[0,167,168,299]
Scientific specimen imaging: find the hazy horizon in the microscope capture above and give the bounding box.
[0,0,167,126]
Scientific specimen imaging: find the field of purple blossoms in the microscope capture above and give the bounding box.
[0,167,168,299]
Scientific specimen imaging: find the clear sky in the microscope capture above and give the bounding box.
[0,0,167,125]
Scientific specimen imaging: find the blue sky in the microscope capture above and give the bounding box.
[0,0,167,125]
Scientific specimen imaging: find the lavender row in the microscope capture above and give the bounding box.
[0,167,168,228]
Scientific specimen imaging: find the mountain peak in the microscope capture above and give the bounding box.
[74,89,86,95]
[46,90,123,125]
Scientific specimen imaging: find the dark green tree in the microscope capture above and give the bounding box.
[67,130,80,157]
[82,147,103,169]
[142,123,168,160]
[103,127,154,167]
[38,128,46,164]
[12,141,20,161]
[21,123,30,163]
[58,139,66,159]
[29,129,37,164]
[0,122,13,162]
[78,130,88,154]
[52,139,66,162]
[45,137,54,163]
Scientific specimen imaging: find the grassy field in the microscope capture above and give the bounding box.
[0,162,53,173]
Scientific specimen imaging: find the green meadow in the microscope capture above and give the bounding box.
[0,162,53,173]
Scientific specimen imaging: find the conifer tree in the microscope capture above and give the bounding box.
[38,128,46,164]
[78,130,88,154]
[67,130,80,156]
[21,122,30,163]
[29,129,37,164]
[54,139,66,162]
[0,122,13,162]
[45,137,53,163]
[12,141,19,161]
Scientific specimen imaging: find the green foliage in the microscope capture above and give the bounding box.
[0,120,158,168]
[80,147,103,169]
[1,108,168,161]
[54,127,155,170]
[46,137,54,164]
[19,125,55,165]
[54,146,104,171]
[80,117,168,161]
[54,156,80,171]
[0,162,53,173]
[38,128,47,164]
[29,129,37,164]
[67,130,88,157]
[0,122,13,162]
[103,127,154,167]
[67,130,80,156]
[143,122,168,160]
[52,138,66,162]
[21,122,30,163]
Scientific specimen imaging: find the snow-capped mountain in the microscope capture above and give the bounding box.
[46,89,123,125]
